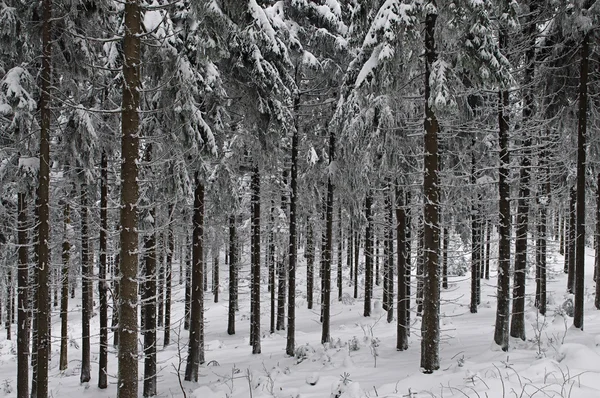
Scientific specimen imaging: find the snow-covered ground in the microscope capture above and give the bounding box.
[2,236,600,398]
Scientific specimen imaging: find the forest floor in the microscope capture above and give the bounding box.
[2,236,600,398]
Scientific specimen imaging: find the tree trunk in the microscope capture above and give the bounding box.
[118,0,141,395]
[98,152,108,388]
[494,12,511,350]
[353,228,359,300]
[157,239,164,328]
[227,215,237,335]
[348,222,353,288]
[17,193,29,398]
[164,208,173,347]
[485,221,491,280]
[322,131,335,344]
[421,8,441,373]
[396,187,408,351]
[385,184,394,323]
[36,0,52,393]
[595,174,600,308]
[184,233,191,331]
[416,216,424,316]
[337,206,343,302]
[80,185,91,384]
[286,123,298,356]
[470,145,479,314]
[363,191,373,318]
[405,191,411,336]
[574,29,589,330]
[142,208,157,397]
[307,220,314,309]
[59,202,69,372]
[112,253,120,347]
[567,187,576,293]
[185,176,205,381]
[268,205,275,334]
[442,226,448,289]
[250,166,261,354]
[212,248,218,303]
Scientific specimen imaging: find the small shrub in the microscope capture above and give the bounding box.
[348,336,360,352]
[295,343,315,364]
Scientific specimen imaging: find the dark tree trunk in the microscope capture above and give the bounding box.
[375,239,380,287]
[212,249,218,303]
[157,240,164,328]
[17,193,29,398]
[36,0,52,393]
[385,184,394,323]
[595,174,600,309]
[442,226,449,289]
[560,210,565,257]
[353,229,359,300]
[185,176,205,381]
[485,221,491,280]
[227,215,237,335]
[363,191,373,318]
[98,152,108,388]
[337,207,343,302]
[118,0,141,395]
[250,166,261,354]
[574,29,589,330]
[286,122,298,356]
[494,12,511,351]
[142,209,157,397]
[80,185,91,384]
[421,8,440,373]
[59,202,69,372]
[396,187,408,351]
[405,191,411,335]
[348,222,353,287]
[268,205,275,334]
[277,173,288,331]
[416,217,424,316]
[322,131,335,344]
[184,233,191,331]
[164,208,173,347]
[112,253,120,347]
[567,187,576,293]
[307,220,314,309]
[470,145,479,314]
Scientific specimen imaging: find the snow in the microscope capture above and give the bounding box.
[6,224,600,398]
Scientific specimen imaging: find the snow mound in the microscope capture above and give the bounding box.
[556,343,600,371]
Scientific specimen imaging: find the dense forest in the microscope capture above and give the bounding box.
[0,1,599,397]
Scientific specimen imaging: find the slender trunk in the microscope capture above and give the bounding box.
[494,11,511,350]
[470,145,479,314]
[142,208,157,397]
[405,191,411,336]
[80,185,91,383]
[485,221,491,280]
[396,187,408,350]
[337,206,343,302]
[421,7,440,373]
[276,257,286,330]
[212,249,218,303]
[227,215,237,335]
[348,223,353,287]
[595,174,600,308]
[250,166,261,354]
[306,220,314,309]
[118,0,141,395]
[98,152,108,388]
[59,202,70,372]
[322,131,335,344]
[185,176,205,381]
[17,193,29,398]
[268,205,275,334]
[416,217,424,316]
[567,187,576,293]
[353,229,359,299]
[363,191,373,318]
[442,226,448,289]
[560,210,565,257]
[163,208,173,347]
[157,240,164,328]
[36,0,52,393]
[385,184,394,323]
[286,123,298,356]
[184,234,191,331]
[112,253,119,347]
[375,239,380,287]
[574,30,589,330]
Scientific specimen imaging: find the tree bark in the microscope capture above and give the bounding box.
[80,185,91,384]
[363,191,373,318]
[185,176,205,381]
[163,207,174,347]
[494,12,511,350]
[574,30,589,330]
[36,0,52,393]
[17,193,29,398]
[307,220,314,309]
[268,205,275,334]
[396,187,408,350]
[405,191,411,335]
[442,226,449,289]
[118,0,141,395]
[421,6,440,373]
[322,131,335,343]
[98,152,108,388]
[227,215,237,335]
[567,187,576,293]
[337,206,343,302]
[250,166,261,354]
[286,123,298,356]
[184,233,191,331]
[385,184,394,324]
[142,208,157,397]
